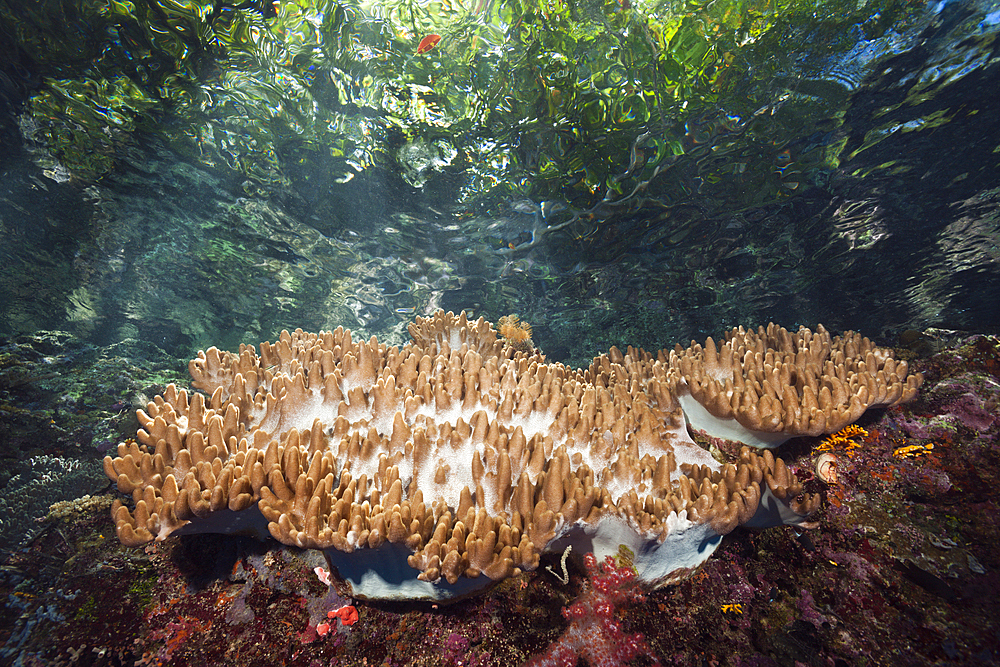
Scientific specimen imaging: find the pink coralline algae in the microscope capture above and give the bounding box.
[893,369,999,442]
[524,553,662,667]
[442,632,475,666]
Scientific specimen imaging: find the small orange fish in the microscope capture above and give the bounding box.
[417,34,441,54]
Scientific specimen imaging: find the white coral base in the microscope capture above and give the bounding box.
[548,513,723,587]
[161,492,806,602]
[325,541,500,602]
[677,392,790,449]
[324,511,725,602]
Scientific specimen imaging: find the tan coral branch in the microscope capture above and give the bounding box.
[104,312,856,600]
[665,323,922,447]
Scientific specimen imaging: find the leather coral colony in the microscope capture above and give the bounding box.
[666,324,923,449]
[103,312,920,601]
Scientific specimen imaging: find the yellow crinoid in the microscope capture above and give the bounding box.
[815,424,869,454]
[497,314,534,352]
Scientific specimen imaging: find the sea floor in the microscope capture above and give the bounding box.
[1,330,998,666]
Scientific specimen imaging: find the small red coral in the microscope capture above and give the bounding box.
[329,605,359,626]
[317,604,359,636]
[524,553,661,667]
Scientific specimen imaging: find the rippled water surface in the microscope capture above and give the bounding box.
[1,0,998,364]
